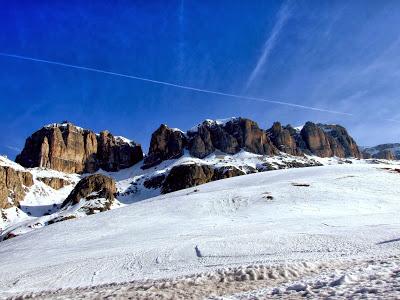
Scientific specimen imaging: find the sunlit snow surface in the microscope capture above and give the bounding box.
[0,161,400,298]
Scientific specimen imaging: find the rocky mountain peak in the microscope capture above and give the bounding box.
[142,117,362,168]
[16,123,143,174]
[143,124,187,169]
[362,143,400,160]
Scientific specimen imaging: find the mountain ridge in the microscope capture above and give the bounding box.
[0,117,393,240]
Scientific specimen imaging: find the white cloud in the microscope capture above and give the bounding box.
[244,1,292,90]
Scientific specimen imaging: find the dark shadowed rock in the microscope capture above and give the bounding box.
[37,177,71,190]
[161,163,245,194]
[212,166,245,180]
[143,173,166,189]
[16,122,143,173]
[97,131,143,172]
[267,122,303,156]
[0,166,33,209]
[188,118,278,159]
[143,125,187,169]
[161,164,214,194]
[61,174,116,208]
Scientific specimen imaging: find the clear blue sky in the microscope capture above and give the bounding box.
[1,1,400,159]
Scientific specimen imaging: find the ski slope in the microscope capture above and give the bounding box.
[0,163,400,298]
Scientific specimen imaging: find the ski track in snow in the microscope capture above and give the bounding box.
[1,162,400,298]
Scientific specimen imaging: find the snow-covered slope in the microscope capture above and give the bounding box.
[0,151,327,239]
[0,162,399,298]
[0,156,81,232]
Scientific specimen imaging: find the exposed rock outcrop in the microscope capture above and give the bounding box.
[161,164,214,194]
[61,174,116,209]
[37,177,71,190]
[97,131,143,172]
[143,174,166,189]
[362,143,400,160]
[143,125,187,168]
[161,164,245,194]
[146,118,361,168]
[187,118,278,159]
[267,122,303,156]
[16,122,143,173]
[213,166,246,180]
[300,122,361,158]
[0,166,33,209]
[300,122,334,157]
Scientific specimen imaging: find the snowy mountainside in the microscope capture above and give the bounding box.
[362,143,400,159]
[1,150,327,239]
[0,162,399,298]
[0,156,80,231]
[2,147,398,241]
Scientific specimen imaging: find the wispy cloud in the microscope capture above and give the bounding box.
[6,145,21,153]
[244,1,292,90]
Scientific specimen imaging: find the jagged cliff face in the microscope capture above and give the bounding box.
[300,123,362,158]
[188,118,278,158]
[0,166,33,209]
[144,118,279,168]
[266,122,303,156]
[16,123,143,173]
[143,125,187,168]
[362,143,400,160]
[144,118,362,168]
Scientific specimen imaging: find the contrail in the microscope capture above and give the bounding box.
[0,52,353,116]
[245,1,291,90]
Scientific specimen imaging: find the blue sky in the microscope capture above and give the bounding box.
[1,1,400,159]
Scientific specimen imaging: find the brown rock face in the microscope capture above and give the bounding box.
[146,118,361,168]
[161,164,245,194]
[188,118,278,159]
[161,164,214,194]
[0,166,33,209]
[16,122,143,173]
[300,122,333,157]
[37,177,71,190]
[143,125,187,168]
[300,122,361,158]
[267,122,302,156]
[97,131,143,172]
[61,174,116,208]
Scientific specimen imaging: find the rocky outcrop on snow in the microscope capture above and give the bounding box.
[143,125,187,168]
[0,166,33,209]
[145,118,362,168]
[266,122,303,156]
[258,121,361,159]
[187,118,278,158]
[16,122,143,174]
[362,143,400,160]
[37,177,71,190]
[161,163,245,194]
[303,123,361,158]
[61,174,116,209]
